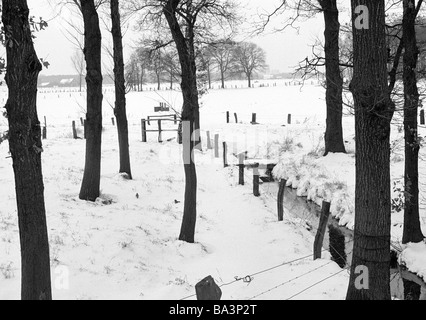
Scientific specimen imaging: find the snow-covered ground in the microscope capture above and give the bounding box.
[0,79,424,299]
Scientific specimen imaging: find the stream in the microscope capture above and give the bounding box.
[257,179,426,300]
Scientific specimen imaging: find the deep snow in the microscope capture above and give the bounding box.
[0,80,425,299]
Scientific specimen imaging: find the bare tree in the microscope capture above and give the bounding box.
[71,48,86,92]
[233,42,267,88]
[148,48,166,90]
[125,51,141,91]
[2,0,52,300]
[198,45,213,89]
[401,1,425,281]
[110,0,132,179]
[79,0,104,201]
[209,40,236,89]
[346,0,394,300]
[163,47,181,90]
[128,0,238,243]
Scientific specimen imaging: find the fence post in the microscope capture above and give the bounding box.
[207,131,212,149]
[195,276,222,300]
[253,163,260,197]
[174,114,178,125]
[141,119,147,142]
[111,117,115,126]
[238,153,245,185]
[234,112,238,124]
[329,224,347,268]
[313,201,331,260]
[277,179,286,221]
[223,142,228,168]
[226,111,230,124]
[421,109,425,125]
[80,117,84,126]
[251,113,257,124]
[287,114,292,125]
[72,121,78,139]
[158,119,163,143]
[42,116,47,140]
[214,134,219,158]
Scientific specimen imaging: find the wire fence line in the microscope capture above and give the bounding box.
[177,149,355,301]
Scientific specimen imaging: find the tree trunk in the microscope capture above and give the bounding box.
[79,0,103,202]
[402,0,424,244]
[320,0,346,156]
[157,73,161,90]
[110,0,132,180]
[164,0,199,243]
[221,68,225,89]
[207,65,212,89]
[346,0,393,300]
[2,0,52,300]
[248,73,251,88]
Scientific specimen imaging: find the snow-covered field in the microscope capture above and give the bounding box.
[0,79,425,299]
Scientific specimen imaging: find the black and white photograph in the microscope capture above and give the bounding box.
[0,0,425,303]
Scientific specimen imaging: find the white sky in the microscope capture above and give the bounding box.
[27,0,353,76]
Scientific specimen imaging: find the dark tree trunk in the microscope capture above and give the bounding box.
[248,73,251,88]
[79,0,103,202]
[2,0,52,300]
[346,0,393,300]
[207,64,212,89]
[402,0,424,244]
[110,0,132,180]
[140,69,144,91]
[221,68,225,89]
[157,73,161,90]
[164,0,199,243]
[320,0,346,156]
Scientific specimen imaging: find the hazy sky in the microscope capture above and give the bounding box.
[27,0,352,76]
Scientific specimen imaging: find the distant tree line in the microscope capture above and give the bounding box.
[125,40,267,91]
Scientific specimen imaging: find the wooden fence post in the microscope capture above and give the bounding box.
[329,224,347,268]
[277,179,286,221]
[72,121,78,139]
[207,131,212,149]
[141,119,147,142]
[287,114,292,125]
[251,113,257,124]
[195,276,222,300]
[174,114,178,125]
[226,111,230,124]
[238,153,245,185]
[420,109,425,125]
[42,116,47,140]
[158,120,163,143]
[313,201,331,260]
[253,163,260,197]
[223,142,228,168]
[234,112,238,124]
[111,117,115,126]
[214,134,219,158]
